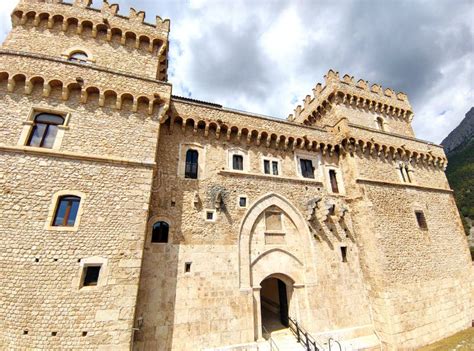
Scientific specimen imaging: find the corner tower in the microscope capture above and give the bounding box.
[6,0,170,80]
[0,0,171,349]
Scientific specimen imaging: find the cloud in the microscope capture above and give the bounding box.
[0,0,472,143]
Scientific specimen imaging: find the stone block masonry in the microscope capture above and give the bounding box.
[0,0,472,350]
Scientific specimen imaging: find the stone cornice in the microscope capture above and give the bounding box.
[0,50,171,86]
[356,178,452,193]
[0,144,156,168]
[0,52,170,119]
[218,170,325,186]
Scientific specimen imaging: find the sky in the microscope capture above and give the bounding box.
[0,0,473,143]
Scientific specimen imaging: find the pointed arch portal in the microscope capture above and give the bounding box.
[238,193,315,341]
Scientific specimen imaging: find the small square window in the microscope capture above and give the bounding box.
[239,197,247,208]
[82,265,101,287]
[205,210,215,221]
[415,211,427,230]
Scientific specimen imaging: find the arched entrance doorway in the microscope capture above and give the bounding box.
[260,276,291,336]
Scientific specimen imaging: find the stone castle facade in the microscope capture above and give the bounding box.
[0,1,472,350]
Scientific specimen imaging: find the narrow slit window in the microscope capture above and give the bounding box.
[82,265,101,287]
[53,195,81,227]
[185,149,199,179]
[340,246,347,262]
[27,113,64,149]
[329,170,339,193]
[415,211,428,230]
[151,221,169,243]
[376,117,384,131]
[399,165,406,182]
[300,159,314,179]
[405,166,412,183]
[263,160,271,174]
[232,154,244,171]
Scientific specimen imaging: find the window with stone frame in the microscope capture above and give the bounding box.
[27,113,64,149]
[68,51,89,63]
[329,169,339,193]
[185,149,199,179]
[233,154,244,171]
[52,195,81,227]
[82,265,101,286]
[415,211,428,230]
[300,159,314,178]
[151,221,169,243]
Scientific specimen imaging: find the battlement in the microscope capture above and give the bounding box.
[289,69,414,126]
[8,0,170,80]
[17,0,170,34]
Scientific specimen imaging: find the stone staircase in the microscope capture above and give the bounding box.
[267,328,306,350]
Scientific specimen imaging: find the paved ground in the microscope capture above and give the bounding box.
[418,328,474,351]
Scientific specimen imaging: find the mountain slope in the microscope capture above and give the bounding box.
[442,107,474,153]
[442,107,474,236]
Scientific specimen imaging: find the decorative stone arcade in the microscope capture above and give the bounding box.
[238,193,316,341]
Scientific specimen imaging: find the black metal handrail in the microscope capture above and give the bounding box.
[288,316,324,351]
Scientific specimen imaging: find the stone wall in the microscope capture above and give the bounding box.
[134,121,373,350]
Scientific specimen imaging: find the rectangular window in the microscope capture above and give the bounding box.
[415,211,428,229]
[206,210,215,221]
[239,197,247,208]
[272,161,279,176]
[83,265,101,287]
[329,170,339,193]
[233,154,244,171]
[185,262,192,273]
[53,196,81,227]
[300,159,314,178]
[264,160,270,174]
[340,246,347,263]
[185,149,199,179]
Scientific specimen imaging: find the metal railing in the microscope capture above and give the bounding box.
[288,316,326,351]
[262,325,279,351]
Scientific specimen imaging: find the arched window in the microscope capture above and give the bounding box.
[68,51,88,63]
[376,117,384,131]
[152,221,169,243]
[185,149,199,179]
[53,195,81,227]
[27,113,64,148]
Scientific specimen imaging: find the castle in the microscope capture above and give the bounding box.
[0,1,472,350]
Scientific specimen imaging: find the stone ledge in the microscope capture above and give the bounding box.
[348,123,444,149]
[0,144,156,168]
[218,170,324,186]
[0,49,172,87]
[356,178,452,193]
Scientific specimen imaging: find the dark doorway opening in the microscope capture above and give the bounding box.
[260,277,290,336]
